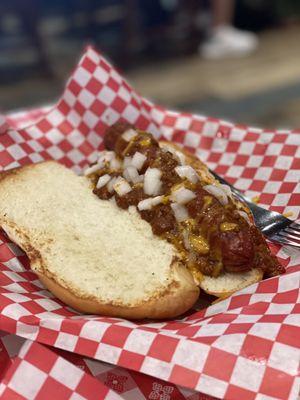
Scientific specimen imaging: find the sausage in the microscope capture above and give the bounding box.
[249,226,285,276]
[260,253,286,277]
[221,229,254,272]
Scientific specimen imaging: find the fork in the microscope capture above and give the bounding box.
[209,169,300,248]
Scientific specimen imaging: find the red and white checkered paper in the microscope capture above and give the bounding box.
[0,331,214,400]
[0,331,123,400]
[0,47,299,400]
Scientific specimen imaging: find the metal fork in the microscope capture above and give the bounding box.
[209,169,300,248]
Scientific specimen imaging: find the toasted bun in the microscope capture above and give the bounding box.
[0,161,199,319]
[199,268,263,297]
[160,141,263,297]
[37,268,198,319]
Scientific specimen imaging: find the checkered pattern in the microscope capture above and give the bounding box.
[4,107,51,131]
[0,332,215,400]
[0,334,121,400]
[0,47,299,400]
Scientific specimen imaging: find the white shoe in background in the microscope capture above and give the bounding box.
[200,25,258,60]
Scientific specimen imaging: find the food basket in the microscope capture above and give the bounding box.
[0,47,299,400]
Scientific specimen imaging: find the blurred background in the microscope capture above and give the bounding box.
[0,0,300,128]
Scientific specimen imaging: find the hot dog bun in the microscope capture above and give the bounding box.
[199,268,263,297]
[0,161,199,319]
[159,141,263,296]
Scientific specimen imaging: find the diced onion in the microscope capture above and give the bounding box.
[144,168,162,196]
[113,177,132,196]
[123,166,141,184]
[161,143,173,152]
[123,156,132,168]
[220,184,232,198]
[99,151,114,163]
[123,168,130,182]
[237,210,250,223]
[122,129,137,142]
[171,203,189,222]
[131,152,147,170]
[137,195,164,211]
[107,177,118,193]
[110,157,122,170]
[203,184,228,205]
[138,198,153,211]
[175,165,198,184]
[151,195,164,206]
[96,174,111,189]
[88,151,115,172]
[175,151,186,165]
[170,187,196,204]
[85,150,117,175]
[84,163,102,176]
[182,230,191,250]
[161,143,186,165]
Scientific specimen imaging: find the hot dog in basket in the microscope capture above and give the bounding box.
[0,122,284,319]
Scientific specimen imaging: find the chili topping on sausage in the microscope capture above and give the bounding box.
[84,122,284,281]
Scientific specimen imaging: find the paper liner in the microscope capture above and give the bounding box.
[0,331,215,400]
[0,47,299,400]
